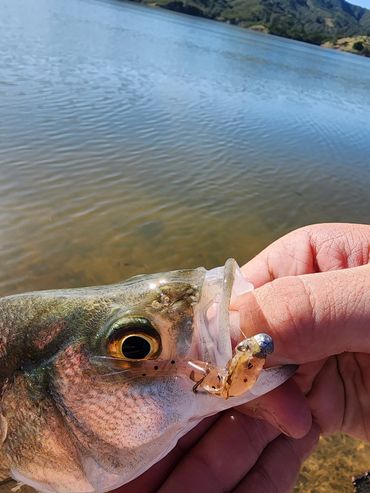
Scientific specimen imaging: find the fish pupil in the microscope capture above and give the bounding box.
[121,335,151,359]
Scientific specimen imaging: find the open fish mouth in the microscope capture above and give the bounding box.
[184,258,294,400]
[193,258,255,367]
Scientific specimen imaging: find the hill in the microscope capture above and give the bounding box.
[134,0,370,46]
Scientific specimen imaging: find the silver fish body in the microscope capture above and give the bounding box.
[0,260,293,493]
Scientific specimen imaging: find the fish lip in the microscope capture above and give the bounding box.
[191,268,229,367]
[192,261,275,373]
[229,310,243,352]
[192,259,242,367]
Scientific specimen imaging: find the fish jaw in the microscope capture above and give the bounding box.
[21,364,294,493]
[191,258,254,369]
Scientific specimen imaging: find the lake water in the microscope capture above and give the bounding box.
[1,0,370,490]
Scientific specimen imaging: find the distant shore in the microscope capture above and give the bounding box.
[322,35,370,57]
[134,0,370,58]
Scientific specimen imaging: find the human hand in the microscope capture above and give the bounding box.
[235,222,370,442]
[117,411,318,493]
[118,226,369,493]
[117,222,370,493]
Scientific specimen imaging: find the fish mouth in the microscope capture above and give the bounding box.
[192,258,254,368]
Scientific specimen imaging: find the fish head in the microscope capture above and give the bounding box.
[0,260,292,493]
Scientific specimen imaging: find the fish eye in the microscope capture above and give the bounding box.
[106,317,161,360]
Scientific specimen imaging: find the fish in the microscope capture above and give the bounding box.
[0,259,294,493]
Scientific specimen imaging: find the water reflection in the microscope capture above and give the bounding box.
[1,0,370,489]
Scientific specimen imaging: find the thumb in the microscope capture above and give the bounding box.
[233,263,370,364]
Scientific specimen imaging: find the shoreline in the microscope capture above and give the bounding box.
[133,0,370,58]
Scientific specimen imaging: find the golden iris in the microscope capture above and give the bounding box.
[106,317,161,360]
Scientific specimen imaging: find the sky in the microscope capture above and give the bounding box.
[348,0,370,8]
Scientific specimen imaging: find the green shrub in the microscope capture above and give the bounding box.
[353,40,364,50]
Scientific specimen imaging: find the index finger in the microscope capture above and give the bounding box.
[235,264,370,364]
[241,223,370,286]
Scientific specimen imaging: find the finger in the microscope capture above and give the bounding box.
[241,227,316,286]
[292,359,327,394]
[306,353,370,440]
[158,412,280,493]
[305,356,344,436]
[118,415,218,492]
[233,424,320,493]
[234,264,370,365]
[241,223,370,287]
[238,379,311,439]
